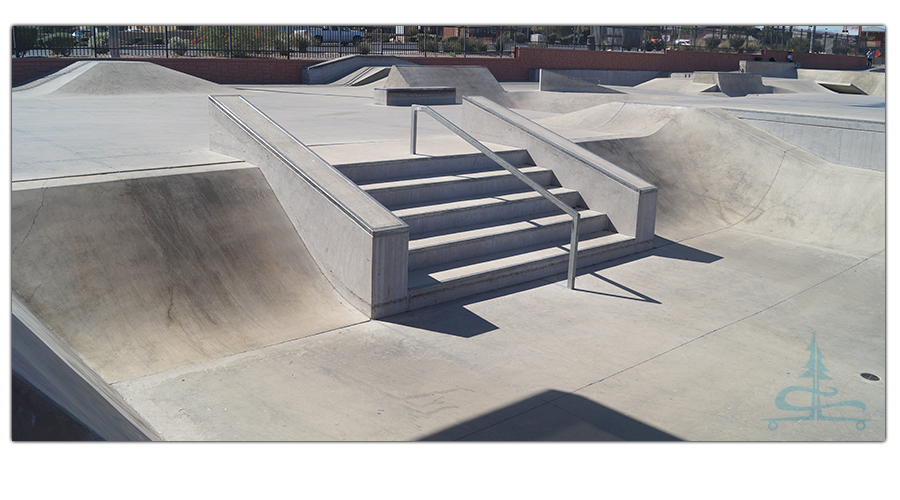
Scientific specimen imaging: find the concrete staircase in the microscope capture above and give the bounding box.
[335,150,636,310]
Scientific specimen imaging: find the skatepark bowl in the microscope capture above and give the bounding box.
[10,59,885,443]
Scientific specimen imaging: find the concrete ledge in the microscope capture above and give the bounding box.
[461,96,657,246]
[209,95,409,318]
[725,108,885,171]
[739,60,798,78]
[374,86,457,106]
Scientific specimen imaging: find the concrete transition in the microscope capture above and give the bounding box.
[11,167,367,384]
[693,71,773,97]
[12,60,224,97]
[541,102,885,256]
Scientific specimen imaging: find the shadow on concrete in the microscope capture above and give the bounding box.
[576,272,661,304]
[386,235,722,338]
[420,389,681,441]
[652,236,723,264]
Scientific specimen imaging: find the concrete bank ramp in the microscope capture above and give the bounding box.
[383,65,509,104]
[566,103,884,256]
[11,167,367,384]
[634,77,719,94]
[13,60,224,97]
[330,66,392,86]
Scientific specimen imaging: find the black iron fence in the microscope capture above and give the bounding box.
[12,25,873,60]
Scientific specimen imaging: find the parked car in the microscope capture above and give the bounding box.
[72,29,92,39]
[296,26,365,45]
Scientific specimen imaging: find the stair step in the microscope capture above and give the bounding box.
[408,232,637,309]
[361,166,555,208]
[335,149,534,184]
[408,209,608,270]
[394,187,582,235]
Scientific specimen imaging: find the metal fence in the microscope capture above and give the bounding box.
[12,25,872,60]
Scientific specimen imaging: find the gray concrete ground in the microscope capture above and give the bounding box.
[9,63,888,447]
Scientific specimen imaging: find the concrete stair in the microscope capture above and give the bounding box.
[336,151,636,310]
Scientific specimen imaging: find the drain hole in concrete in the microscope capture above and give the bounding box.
[860,373,880,381]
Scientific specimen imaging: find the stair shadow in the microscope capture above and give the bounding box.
[387,235,722,338]
[382,280,549,338]
[420,389,681,441]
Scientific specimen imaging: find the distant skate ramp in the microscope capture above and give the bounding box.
[13,60,223,97]
[384,65,509,103]
[11,167,367,383]
[564,103,884,256]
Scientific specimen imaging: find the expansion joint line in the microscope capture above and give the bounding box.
[575,247,883,395]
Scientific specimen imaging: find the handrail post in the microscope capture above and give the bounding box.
[410,106,419,154]
[567,214,580,290]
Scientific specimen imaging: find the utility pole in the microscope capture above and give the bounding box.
[809,26,816,53]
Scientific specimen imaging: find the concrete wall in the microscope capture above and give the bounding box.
[208,95,409,318]
[739,60,797,78]
[461,96,657,247]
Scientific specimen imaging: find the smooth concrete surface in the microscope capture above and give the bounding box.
[9,61,886,443]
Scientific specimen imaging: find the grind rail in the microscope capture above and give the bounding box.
[409,104,581,289]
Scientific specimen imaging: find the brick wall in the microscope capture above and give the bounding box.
[12,49,867,86]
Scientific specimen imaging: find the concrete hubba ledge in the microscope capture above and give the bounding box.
[209,95,409,318]
[374,86,456,106]
[384,65,509,104]
[461,95,657,249]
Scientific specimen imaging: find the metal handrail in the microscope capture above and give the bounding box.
[410,104,580,289]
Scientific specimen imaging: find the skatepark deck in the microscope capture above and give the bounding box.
[10,61,887,452]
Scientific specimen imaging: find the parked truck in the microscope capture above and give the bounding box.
[296,26,365,45]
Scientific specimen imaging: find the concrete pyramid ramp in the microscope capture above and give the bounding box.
[384,65,509,104]
[575,103,884,257]
[14,60,224,97]
[538,69,624,94]
[11,167,367,383]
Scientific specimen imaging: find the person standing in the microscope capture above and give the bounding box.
[867,49,874,67]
